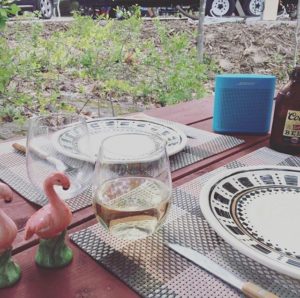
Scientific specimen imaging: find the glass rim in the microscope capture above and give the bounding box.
[29,112,85,120]
[28,113,87,130]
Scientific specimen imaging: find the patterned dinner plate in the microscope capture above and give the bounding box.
[52,117,187,163]
[200,166,300,279]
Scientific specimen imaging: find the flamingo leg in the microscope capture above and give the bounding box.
[35,230,73,268]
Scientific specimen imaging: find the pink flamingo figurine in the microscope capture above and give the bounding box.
[25,172,73,268]
[0,184,16,254]
[0,183,21,288]
[0,183,13,203]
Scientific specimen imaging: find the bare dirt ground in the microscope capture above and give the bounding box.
[204,21,296,88]
[165,19,296,90]
[2,18,298,139]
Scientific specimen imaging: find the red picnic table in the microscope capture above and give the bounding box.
[0,97,291,298]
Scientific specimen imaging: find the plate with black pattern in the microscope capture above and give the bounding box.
[52,117,187,163]
[200,166,300,279]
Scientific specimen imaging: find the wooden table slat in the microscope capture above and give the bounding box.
[145,98,213,124]
[1,219,139,298]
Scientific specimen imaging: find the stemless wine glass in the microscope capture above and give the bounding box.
[26,113,94,199]
[92,132,172,240]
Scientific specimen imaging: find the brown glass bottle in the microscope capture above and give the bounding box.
[270,66,300,154]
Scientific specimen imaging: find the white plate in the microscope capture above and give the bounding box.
[200,166,300,279]
[52,117,187,163]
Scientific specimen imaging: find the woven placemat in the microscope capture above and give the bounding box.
[132,114,245,172]
[70,147,300,298]
[0,122,243,211]
[0,141,92,212]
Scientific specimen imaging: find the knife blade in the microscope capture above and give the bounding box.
[12,142,68,172]
[166,243,278,298]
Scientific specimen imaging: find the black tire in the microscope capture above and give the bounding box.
[205,0,236,17]
[38,0,53,19]
[242,0,264,16]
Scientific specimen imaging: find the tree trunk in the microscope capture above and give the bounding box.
[293,2,300,66]
[197,0,206,62]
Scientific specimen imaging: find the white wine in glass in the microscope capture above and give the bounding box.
[93,132,172,240]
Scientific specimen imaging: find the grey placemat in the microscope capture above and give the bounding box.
[0,146,92,212]
[133,114,245,172]
[70,147,300,297]
[0,123,243,210]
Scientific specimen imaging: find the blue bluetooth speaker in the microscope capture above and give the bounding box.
[213,74,276,134]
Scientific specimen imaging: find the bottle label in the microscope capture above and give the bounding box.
[283,110,300,144]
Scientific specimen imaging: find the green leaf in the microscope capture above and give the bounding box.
[0,9,8,17]
[9,4,21,15]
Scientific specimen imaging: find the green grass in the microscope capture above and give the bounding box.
[0,13,219,122]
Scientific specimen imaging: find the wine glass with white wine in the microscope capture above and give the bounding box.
[92,132,172,240]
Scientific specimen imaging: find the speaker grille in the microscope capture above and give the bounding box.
[214,88,274,133]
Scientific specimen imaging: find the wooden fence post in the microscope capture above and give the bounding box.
[197,0,206,62]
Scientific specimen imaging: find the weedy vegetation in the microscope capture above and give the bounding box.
[0,9,218,123]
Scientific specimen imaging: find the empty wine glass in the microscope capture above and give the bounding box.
[26,113,94,199]
[92,132,172,240]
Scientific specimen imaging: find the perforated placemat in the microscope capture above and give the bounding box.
[71,147,300,297]
[131,114,245,172]
[0,122,243,210]
[0,140,92,212]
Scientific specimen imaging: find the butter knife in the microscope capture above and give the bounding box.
[166,243,278,298]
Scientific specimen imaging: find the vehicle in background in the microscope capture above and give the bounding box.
[205,0,236,16]
[175,0,298,19]
[240,0,264,16]
[17,0,296,20]
[77,0,264,19]
[238,0,298,17]
[178,0,298,18]
[78,0,237,18]
[177,0,258,18]
[16,0,56,19]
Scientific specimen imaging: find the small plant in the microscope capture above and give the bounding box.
[0,105,22,122]
[0,38,14,93]
[114,5,141,19]
[0,0,20,29]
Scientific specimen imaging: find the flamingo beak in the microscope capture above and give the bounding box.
[58,175,70,191]
[62,179,71,190]
[4,195,12,203]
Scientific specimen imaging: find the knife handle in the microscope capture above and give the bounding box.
[12,143,26,154]
[242,282,278,298]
